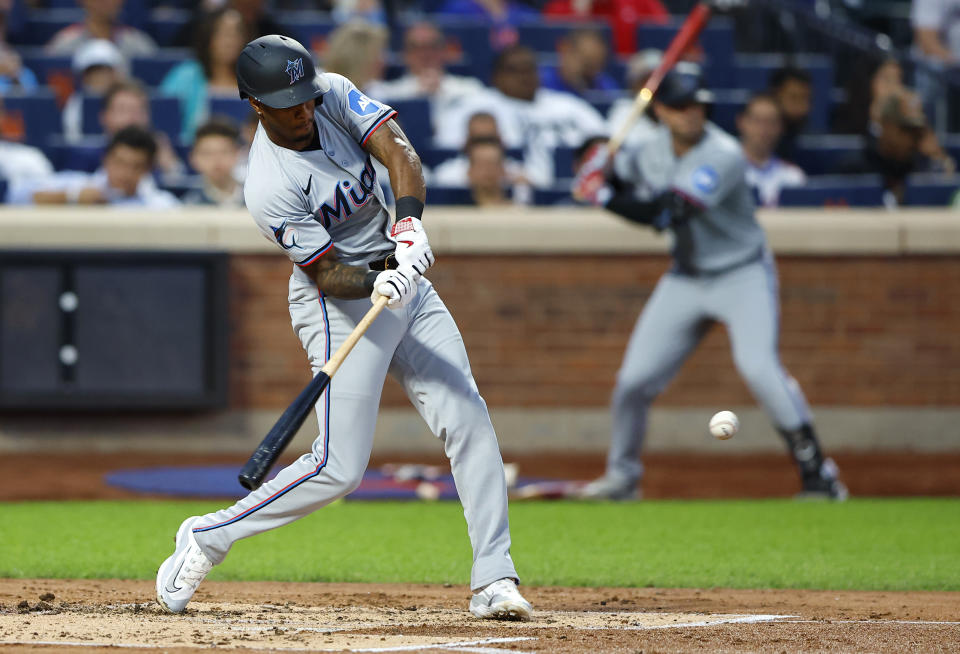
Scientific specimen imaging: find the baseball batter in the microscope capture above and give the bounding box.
[155,35,532,621]
[573,63,847,501]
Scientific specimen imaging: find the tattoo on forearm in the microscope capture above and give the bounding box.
[315,262,375,299]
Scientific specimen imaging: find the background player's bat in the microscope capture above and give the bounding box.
[238,294,391,491]
[606,1,713,156]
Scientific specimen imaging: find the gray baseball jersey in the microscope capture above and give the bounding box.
[613,123,766,273]
[603,122,813,486]
[189,72,519,591]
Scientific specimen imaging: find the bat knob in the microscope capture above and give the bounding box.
[238,472,262,491]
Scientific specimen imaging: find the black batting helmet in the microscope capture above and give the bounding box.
[656,62,714,108]
[237,34,330,109]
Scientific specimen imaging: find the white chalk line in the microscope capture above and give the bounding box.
[580,613,798,630]
[786,619,960,626]
[0,636,537,653]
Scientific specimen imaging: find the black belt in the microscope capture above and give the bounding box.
[367,254,398,271]
[671,247,766,278]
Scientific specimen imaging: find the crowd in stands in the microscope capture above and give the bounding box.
[0,0,958,210]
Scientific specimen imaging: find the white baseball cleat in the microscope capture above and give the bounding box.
[469,578,533,621]
[156,516,214,613]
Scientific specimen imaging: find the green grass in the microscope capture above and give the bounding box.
[1,499,958,591]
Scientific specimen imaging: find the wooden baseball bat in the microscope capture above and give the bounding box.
[238,294,391,491]
[607,2,713,156]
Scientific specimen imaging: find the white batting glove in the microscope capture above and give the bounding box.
[391,217,435,278]
[371,266,417,309]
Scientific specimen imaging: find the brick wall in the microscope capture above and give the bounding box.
[229,254,960,409]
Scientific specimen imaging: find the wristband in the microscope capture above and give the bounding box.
[395,196,424,220]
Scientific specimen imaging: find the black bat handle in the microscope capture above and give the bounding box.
[237,370,331,491]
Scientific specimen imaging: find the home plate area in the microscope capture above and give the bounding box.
[0,601,794,651]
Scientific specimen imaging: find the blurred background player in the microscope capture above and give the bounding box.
[573,64,847,501]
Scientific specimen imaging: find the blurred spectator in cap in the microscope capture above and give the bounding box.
[429,112,529,191]
[62,39,129,143]
[47,0,157,58]
[8,125,179,208]
[836,90,945,206]
[160,7,250,143]
[541,0,668,56]
[369,22,484,139]
[540,28,619,98]
[0,0,38,94]
[322,20,388,94]
[737,92,805,208]
[184,118,245,207]
[768,66,812,163]
[435,45,608,188]
[607,49,661,148]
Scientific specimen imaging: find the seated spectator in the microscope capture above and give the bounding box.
[322,20,388,94]
[331,0,386,25]
[7,125,180,208]
[160,7,250,143]
[62,39,129,144]
[430,112,526,187]
[540,28,619,98]
[435,45,608,187]
[911,0,960,117]
[835,90,943,206]
[0,0,38,93]
[0,100,55,194]
[465,137,516,207]
[368,22,484,138]
[230,0,288,38]
[768,66,813,163]
[46,0,157,58]
[607,49,661,147]
[541,0,668,56]
[737,93,805,208]
[183,119,245,207]
[836,57,904,136]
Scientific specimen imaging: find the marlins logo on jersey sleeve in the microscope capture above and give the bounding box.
[320,73,397,147]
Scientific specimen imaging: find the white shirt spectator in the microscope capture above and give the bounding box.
[0,141,55,190]
[744,157,806,208]
[912,0,960,59]
[7,169,180,208]
[427,153,526,187]
[369,73,485,137]
[435,88,608,187]
[607,97,659,149]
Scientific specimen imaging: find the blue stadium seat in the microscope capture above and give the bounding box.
[517,21,611,53]
[385,98,432,152]
[728,54,834,132]
[147,10,191,48]
[0,178,8,203]
[637,17,736,67]
[18,49,72,85]
[707,89,750,134]
[208,97,253,125]
[428,186,474,205]
[533,187,574,205]
[419,147,461,168]
[131,50,191,87]
[44,137,105,173]
[554,147,577,180]
[3,91,61,148]
[778,175,885,207]
[276,13,338,49]
[792,134,864,176]
[80,94,181,143]
[903,176,959,206]
[20,9,83,46]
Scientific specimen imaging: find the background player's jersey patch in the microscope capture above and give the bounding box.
[348,89,379,116]
[692,165,720,193]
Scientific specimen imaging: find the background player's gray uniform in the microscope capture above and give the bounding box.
[605,123,813,485]
[189,73,518,591]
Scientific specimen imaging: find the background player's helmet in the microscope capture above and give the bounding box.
[657,62,715,108]
[237,34,331,109]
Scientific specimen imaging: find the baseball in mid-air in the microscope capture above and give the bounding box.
[709,411,739,440]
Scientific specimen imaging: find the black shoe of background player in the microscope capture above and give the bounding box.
[796,458,849,501]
